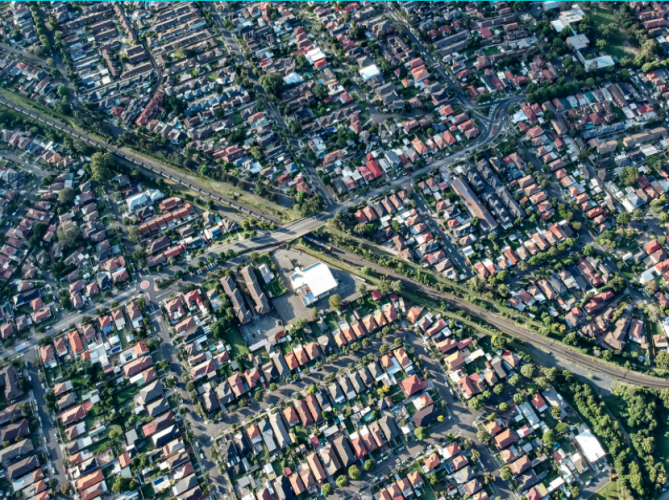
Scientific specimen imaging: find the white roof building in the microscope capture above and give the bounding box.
[126,192,149,213]
[290,263,338,306]
[574,429,606,465]
[359,64,381,81]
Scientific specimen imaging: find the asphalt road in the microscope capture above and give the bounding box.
[0,96,280,225]
[29,363,65,485]
[314,239,669,390]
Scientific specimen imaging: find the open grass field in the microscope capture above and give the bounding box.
[587,6,638,61]
[590,481,619,500]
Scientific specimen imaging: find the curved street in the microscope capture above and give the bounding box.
[312,239,669,390]
[0,80,664,392]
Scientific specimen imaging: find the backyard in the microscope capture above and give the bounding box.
[225,327,250,359]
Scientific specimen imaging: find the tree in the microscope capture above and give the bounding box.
[250,146,262,160]
[128,226,141,244]
[499,402,509,412]
[644,279,659,296]
[57,224,82,249]
[90,152,113,182]
[617,212,632,225]
[508,374,521,386]
[336,475,348,488]
[542,429,556,448]
[364,459,374,471]
[492,335,506,350]
[520,364,535,378]
[414,426,429,440]
[551,405,562,418]
[600,23,616,38]
[349,465,362,480]
[259,73,284,95]
[313,83,329,100]
[427,472,438,486]
[569,485,580,499]
[58,188,76,204]
[468,396,483,411]
[329,294,342,311]
[596,39,607,50]
[493,384,504,395]
[500,465,512,481]
[583,245,595,257]
[470,449,480,463]
[57,85,69,99]
[609,275,626,292]
[621,165,639,186]
[321,484,333,496]
[656,351,669,371]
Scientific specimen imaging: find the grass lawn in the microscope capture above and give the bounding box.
[141,484,155,499]
[580,469,595,485]
[89,437,110,455]
[293,425,309,444]
[271,460,284,477]
[416,485,436,500]
[195,175,298,222]
[265,279,288,298]
[587,6,636,61]
[225,327,249,358]
[113,384,140,406]
[590,481,619,500]
[229,112,243,125]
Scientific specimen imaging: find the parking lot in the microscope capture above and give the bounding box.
[270,249,362,325]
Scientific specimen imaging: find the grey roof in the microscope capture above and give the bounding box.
[315,390,331,412]
[262,361,278,381]
[241,266,270,314]
[0,419,28,442]
[319,444,342,475]
[367,361,383,380]
[270,351,289,376]
[379,414,401,442]
[173,474,199,495]
[6,454,38,480]
[412,405,438,428]
[258,418,277,452]
[234,431,251,455]
[136,380,163,405]
[202,388,220,413]
[219,440,238,464]
[269,412,291,449]
[0,439,33,464]
[317,335,333,354]
[1,365,23,401]
[357,367,373,387]
[216,380,235,406]
[328,382,344,402]
[146,396,170,417]
[337,376,356,399]
[332,435,356,467]
[347,371,365,394]
[273,475,294,500]
[220,276,252,324]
